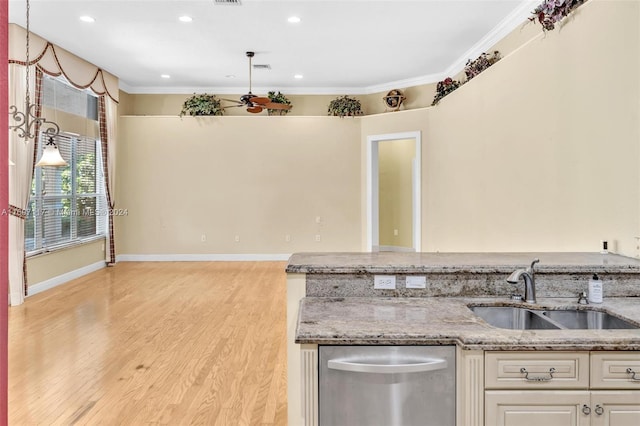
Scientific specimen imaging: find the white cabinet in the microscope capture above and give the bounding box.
[485,390,590,426]
[590,391,640,426]
[485,351,590,390]
[483,352,640,426]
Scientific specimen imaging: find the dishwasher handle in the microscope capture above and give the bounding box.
[328,358,447,374]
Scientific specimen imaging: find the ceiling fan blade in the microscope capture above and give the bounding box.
[247,106,263,113]
[264,103,292,110]
[249,96,270,105]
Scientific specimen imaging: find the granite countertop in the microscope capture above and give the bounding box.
[296,296,640,350]
[286,252,640,274]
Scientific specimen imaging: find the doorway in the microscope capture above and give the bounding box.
[366,131,421,252]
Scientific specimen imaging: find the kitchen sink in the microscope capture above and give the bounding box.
[469,305,639,330]
[469,306,561,330]
[541,309,638,329]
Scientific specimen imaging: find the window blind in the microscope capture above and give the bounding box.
[26,134,106,253]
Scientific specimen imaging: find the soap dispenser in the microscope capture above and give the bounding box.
[588,274,603,304]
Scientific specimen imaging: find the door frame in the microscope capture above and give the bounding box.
[366,131,421,252]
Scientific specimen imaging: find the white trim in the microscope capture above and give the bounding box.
[376,245,416,253]
[27,261,106,297]
[116,253,291,262]
[366,131,421,253]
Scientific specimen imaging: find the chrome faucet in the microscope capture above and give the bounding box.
[507,258,540,304]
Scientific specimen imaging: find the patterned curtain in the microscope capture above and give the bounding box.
[7,65,42,304]
[98,96,117,265]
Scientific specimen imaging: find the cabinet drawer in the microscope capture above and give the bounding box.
[485,351,589,389]
[591,351,640,389]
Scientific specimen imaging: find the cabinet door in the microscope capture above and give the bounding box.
[485,390,590,426]
[590,391,640,426]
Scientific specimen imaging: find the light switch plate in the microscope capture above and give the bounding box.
[406,276,427,289]
[374,275,396,290]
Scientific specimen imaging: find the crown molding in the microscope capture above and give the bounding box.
[119,1,537,96]
[442,0,537,77]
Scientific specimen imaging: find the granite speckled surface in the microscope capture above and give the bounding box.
[296,297,640,350]
[287,252,640,274]
[291,252,640,350]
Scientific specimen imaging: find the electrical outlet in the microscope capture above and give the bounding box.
[201,234,206,242]
[393,229,399,236]
[285,234,291,242]
[405,276,427,289]
[315,234,321,242]
[234,235,240,242]
[374,275,396,290]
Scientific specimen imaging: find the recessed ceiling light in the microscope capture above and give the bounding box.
[288,16,301,23]
[179,16,193,22]
[294,74,303,79]
[161,74,171,79]
[79,16,95,23]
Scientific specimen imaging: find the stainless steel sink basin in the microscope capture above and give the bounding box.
[469,305,639,330]
[542,309,638,329]
[469,306,560,330]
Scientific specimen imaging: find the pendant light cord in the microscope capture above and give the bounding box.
[25,0,31,108]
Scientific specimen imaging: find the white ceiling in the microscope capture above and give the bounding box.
[8,0,536,95]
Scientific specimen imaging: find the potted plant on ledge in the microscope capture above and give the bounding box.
[180,93,224,116]
[328,95,363,117]
[267,91,292,115]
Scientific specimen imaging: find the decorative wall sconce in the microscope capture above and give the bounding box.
[9,0,67,167]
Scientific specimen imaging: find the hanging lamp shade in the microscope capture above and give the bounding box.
[35,137,68,167]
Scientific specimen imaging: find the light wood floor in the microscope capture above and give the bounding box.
[8,261,288,425]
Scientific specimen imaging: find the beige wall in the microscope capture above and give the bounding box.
[26,0,640,285]
[124,88,437,117]
[116,116,362,255]
[27,239,105,285]
[361,0,640,256]
[378,139,415,248]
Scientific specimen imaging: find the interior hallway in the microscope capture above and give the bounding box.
[8,261,288,425]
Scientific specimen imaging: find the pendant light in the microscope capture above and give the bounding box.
[8,0,66,167]
[35,137,67,167]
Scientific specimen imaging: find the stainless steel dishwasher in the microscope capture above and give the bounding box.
[319,345,455,426]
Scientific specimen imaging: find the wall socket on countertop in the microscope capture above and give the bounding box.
[374,275,396,290]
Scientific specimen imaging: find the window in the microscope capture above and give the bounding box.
[25,76,106,254]
[25,134,107,253]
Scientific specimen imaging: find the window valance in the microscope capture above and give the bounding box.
[9,24,119,103]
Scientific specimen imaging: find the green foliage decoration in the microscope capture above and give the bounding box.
[180,93,224,117]
[327,95,363,118]
[267,91,292,115]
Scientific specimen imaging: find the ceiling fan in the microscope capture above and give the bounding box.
[222,52,293,114]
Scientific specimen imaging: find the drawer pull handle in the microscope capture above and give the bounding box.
[582,405,591,415]
[626,368,640,381]
[520,367,556,381]
[594,405,604,415]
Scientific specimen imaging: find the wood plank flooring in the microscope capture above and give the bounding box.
[8,261,288,425]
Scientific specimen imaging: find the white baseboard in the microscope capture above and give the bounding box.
[376,245,416,253]
[116,253,292,262]
[28,261,107,297]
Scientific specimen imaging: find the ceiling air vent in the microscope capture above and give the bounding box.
[253,64,271,70]
[214,0,241,5]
